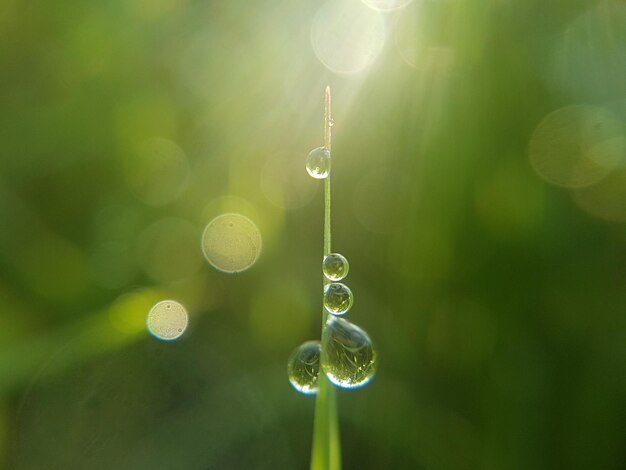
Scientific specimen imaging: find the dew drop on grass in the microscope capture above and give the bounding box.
[322,317,377,389]
[323,282,353,315]
[323,253,349,281]
[147,300,188,341]
[287,340,321,395]
[306,147,331,179]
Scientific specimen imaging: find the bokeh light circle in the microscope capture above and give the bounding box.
[201,213,262,273]
[572,169,626,222]
[529,105,623,188]
[311,0,386,74]
[362,0,413,12]
[146,299,189,341]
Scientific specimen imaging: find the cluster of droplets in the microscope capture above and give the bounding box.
[289,111,377,395]
[322,254,353,315]
[288,250,377,394]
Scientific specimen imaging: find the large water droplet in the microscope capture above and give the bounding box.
[306,147,331,179]
[287,340,321,395]
[323,282,353,315]
[322,317,377,388]
[323,253,349,281]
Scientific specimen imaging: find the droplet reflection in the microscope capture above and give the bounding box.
[323,253,350,281]
[323,282,353,316]
[322,317,377,389]
[288,340,321,395]
[306,147,331,179]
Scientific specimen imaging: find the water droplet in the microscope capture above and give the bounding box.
[323,282,353,315]
[287,340,321,395]
[322,317,377,388]
[147,300,189,341]
[306,147,331,179]
[329,118,335,127]
[323,253,349,281]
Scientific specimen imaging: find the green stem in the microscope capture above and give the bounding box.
[310,86,341,470]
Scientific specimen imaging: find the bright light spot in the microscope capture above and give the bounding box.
[311,0,386,74]
[201,213,262,273]
[362,0,412,12]
[529,105,623,188]
[147,299,188,341]
[123,138,189,206]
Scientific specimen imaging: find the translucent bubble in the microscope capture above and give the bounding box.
[311,0,385,74]
[323,253,350,281]
[287,340,321,395]
[201,213,262,273]
[306,147,331,179]
[529,105,623,188]
[146,300,188,341]
[323,282,353,315]
[322,317,377,389]
[362,0,413,12]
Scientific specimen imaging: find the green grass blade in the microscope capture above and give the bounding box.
[310,86,342,470]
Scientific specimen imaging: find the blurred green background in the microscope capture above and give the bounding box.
[1,0,625,468]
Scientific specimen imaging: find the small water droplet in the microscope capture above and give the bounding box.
[323,253,349,281]
[329,118,335,127]
[323,282,353,315]
[287,340,321,395]
[322,317,377,389]
[306,147,331,179]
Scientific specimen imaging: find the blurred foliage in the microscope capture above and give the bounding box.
[1,0,625,469]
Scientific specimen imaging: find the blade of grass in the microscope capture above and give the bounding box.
[310,86,341,470]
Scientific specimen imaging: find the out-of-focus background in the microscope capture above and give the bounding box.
[1,0,625,468]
